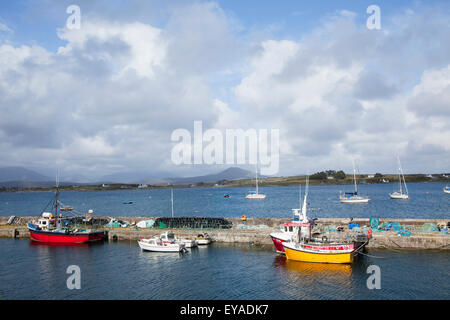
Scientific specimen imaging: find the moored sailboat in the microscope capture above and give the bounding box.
[339,160,370,203]
[389,156,410,200]
[245,165,266,199]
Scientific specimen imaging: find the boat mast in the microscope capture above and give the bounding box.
[255,164,259,195]
[54,171,60,226]
[397,156,403,194]
[171,188,174,218]
[398,156,408,195]
[301,176,309,222]
[353,159,357,194]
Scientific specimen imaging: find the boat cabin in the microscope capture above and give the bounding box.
[37,212,56,230]
[160,232,176,243]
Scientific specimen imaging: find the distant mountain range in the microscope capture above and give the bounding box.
[0,166,254,187]
[0,167,51,182]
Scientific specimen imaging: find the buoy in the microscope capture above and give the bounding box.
[241,215,247,221]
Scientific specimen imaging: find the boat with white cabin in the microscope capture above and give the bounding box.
[444,186,450,194]
[270,182,315,253]
[138,236,186,252]
[160,231,197,248]
[195,233,212,245]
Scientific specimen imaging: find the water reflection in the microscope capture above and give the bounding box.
[274,254,356,299]
[284,259,352,277]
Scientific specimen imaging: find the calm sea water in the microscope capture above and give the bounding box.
[0,239,448,300]
[0,182,449,219]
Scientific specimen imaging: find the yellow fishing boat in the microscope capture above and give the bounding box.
[279,177,368,264]
[283,242,356,264]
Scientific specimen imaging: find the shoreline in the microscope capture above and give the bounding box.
[1,217,449,250]
[1,179,449,193]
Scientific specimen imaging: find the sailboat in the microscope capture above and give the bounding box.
[245,165,266,199]
[339,160,370,203]
[389,156,410,200]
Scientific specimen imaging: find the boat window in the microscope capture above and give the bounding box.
[289,226,293,232]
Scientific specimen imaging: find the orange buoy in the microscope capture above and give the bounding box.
[241,215,247,221]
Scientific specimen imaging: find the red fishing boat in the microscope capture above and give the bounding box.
[270,182,315,253]
[27,183,105,244]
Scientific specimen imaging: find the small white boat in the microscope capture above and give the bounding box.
[389,156,410,200]
[195,233,212,245]
[444,186,450,194]
[160,231,197,248]
[339,160,370,203]
[138,237,185,252]
[245,165,266,199]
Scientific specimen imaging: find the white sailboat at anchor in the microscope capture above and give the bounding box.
[389,156,410,200]
[245,165,266,199]
[339,160,370,203]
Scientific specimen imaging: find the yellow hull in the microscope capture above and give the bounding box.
[284,247,354,264]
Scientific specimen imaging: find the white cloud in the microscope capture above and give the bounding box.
[0,2,449,179]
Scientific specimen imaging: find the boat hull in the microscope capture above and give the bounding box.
[245,194,266,199]
[389,193,409,200]
[138,241,183,252]
[339,197,370,203]
[444,188,450,194]
[270,233,291,253]
[283,243,355,264]
[29,228,105,244]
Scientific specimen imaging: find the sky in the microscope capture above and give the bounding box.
[0,0,449,181]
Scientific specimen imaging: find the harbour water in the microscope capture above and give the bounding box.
[0,182,449,219]
[1,182,449,300]
[0,239,449,300]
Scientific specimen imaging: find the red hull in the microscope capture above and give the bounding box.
[29,229,105,244]
[270,235,287,253]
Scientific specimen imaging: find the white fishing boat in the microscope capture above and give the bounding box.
[246,165,266,199]
[444,186,450,194]
[195,233,212,245]
[160,231,197,248]
[138,237,185,252]
[389,156,410,200]
[339,160,370,203]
